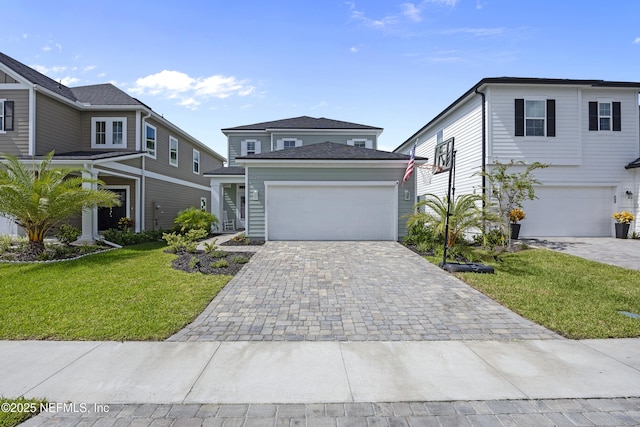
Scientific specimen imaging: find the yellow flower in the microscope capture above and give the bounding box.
[612,211,635,224]
[509,208,526,223]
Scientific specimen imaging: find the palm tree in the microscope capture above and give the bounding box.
[406,193,484,247]
[0,151,120,255]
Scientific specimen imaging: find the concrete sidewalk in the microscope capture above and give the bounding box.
[2,338,639,404]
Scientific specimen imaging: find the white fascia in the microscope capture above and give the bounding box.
[235,159,426,169]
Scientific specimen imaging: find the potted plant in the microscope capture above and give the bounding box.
[509,208,526,239]
[612,211,635,239]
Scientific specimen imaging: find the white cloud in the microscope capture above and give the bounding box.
[129,70,254,109]
[402,3,422,22]
[33,65,68,74]
[350,46,360,53]
[634,37,640,44]
[59,76,79,86]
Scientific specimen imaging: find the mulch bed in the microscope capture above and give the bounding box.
[172,250,255,275]
[0,244,108,263]
[220,239,265,246]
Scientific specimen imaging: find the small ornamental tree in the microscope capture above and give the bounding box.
[478,160,548,245]
[0,151,120,255]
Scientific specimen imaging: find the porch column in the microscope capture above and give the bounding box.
[210,178,222,228]
[77,167,97,244]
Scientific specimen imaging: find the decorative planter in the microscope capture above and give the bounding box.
[615,223,630,239]
[510,223,521,240]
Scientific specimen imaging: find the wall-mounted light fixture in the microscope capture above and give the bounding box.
[404,189,411,201]
[626,190,633,200]
[251,189,259,201]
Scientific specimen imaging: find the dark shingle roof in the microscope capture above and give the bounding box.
[237,142,426,161]
[0,52,142,107]
[70,84,142,106]
[0,51,77,101]
[222,116,382,132]
[204,166,246,176]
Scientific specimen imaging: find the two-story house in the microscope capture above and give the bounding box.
[394,77,640,238]
[0,52,225,241]
[205,116,425,241]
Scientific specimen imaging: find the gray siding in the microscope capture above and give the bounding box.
[144,118,223,188]
[228,134,271,166]
[0,71,19,83]
[0,89,29,155]
[227,132,379,166]
[246,167,414,240]
[36,93,82,155]
[144,177,211,230]
[78,111,136,151]
[222,184,238,227]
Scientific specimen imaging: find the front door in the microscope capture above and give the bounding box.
[237,185,246,228]
[98,189,127,231]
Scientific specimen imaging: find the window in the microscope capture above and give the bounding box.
[240,139,261,156]
[0,100,14,132]
[434,137,454,171]
[276,138,302,150]
[193,149,200,174]
[145,123,156,157]
[169,136,178,166]
[589,101,621,131]
[91,117,127,148]
[436,129,444,145]
[514,99,555,137]
[347,138,373,149]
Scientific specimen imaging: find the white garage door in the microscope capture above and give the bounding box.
[520,186,613,237]
[266,182,397,241]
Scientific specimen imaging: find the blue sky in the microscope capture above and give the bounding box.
[2,1,640,157]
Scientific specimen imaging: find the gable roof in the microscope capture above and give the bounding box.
[394,76,640,153]
[222,116,383,132]
[0,51,78,101]
[70,84,143,106]
[625,157,640,169]
[236,141,426,161]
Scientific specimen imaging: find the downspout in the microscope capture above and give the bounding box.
[475,87,487,234]
[474,87,486,198]
[140,110,151,230]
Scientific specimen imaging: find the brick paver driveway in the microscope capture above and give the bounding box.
[170,241,558,342]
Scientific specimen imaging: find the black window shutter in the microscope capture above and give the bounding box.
[546,99,556,137]
[613,101,621,131]
[4,101,14,131]
[515,99,524,136]
[588,101,598,131]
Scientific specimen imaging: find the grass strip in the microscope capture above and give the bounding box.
[444,248,640,339]
[0,242,230,340]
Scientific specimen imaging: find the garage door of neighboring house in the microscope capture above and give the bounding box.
[266,182,397,241]
[520,186,613,237]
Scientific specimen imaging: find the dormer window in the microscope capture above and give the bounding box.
[240,139,261,156]
[92,117,127,148]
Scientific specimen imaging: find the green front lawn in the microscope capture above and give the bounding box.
[444,248,640,339]
[0,242,230,340]
[0,397,46,427]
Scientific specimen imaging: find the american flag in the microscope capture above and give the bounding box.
[402,144,416,184]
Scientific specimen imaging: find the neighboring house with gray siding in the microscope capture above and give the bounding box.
[205,117,426,241]
[0,51,225,240]
[394,77,640,238]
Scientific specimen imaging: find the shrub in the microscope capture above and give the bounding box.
[118,217,134,231]
[163,228,208,253]
[0,235,13,254]
[55,223,81,245]
[230,232,250,244]
[203,239,219,254]
[612,211,635,224]
[208,250,227,259]
[231,255,250,264]
[174,207,218,233]
[211,259,228,268]
[508,208,526,224]
[189,256,200,270]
